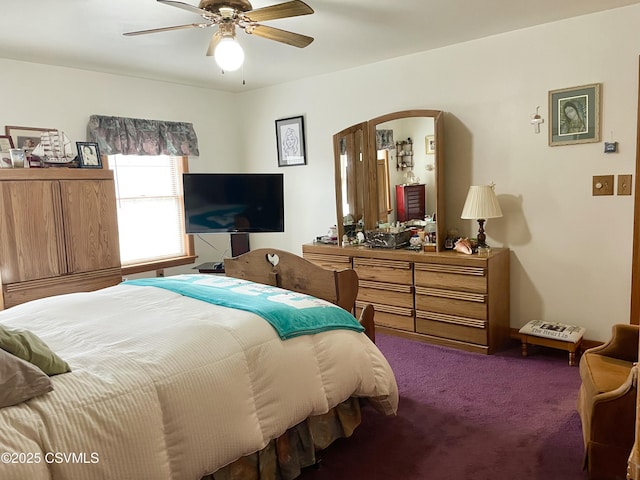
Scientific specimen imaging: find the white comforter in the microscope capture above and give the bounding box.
[0,283,398,480]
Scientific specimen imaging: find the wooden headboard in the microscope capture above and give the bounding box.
[224,249,374,341]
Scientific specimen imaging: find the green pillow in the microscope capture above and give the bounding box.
[0,325,70,375]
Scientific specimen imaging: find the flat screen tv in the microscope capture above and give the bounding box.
[183,173,284,234]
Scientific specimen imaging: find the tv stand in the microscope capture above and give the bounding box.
[193,233,250,274]
[195,262,225,274]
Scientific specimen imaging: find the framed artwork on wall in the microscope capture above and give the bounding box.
[376,129,394,150]
[425,135,435,154]
[275,115,306,167]
[76,142,102,168]
[548,83,601,146]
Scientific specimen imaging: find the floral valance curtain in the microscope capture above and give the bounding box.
[87,115,199,157]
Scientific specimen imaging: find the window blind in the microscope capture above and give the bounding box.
[109,155,186,266]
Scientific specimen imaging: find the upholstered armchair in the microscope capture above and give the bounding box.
[577,323,639,480]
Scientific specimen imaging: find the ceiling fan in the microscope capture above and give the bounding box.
[124,0,314,71]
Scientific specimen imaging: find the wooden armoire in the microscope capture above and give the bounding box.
[0,169,122,309]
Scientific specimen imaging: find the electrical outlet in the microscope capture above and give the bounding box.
[618,174,633,195]
[592,175,614,196]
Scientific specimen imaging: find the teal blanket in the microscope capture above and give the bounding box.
[124,275,364,339]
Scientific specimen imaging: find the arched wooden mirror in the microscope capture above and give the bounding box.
[333,109,445,250]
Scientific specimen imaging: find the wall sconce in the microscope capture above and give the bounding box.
[460,184,503,248]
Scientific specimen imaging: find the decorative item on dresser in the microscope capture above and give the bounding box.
[0,169,122,309]
[4,125,53,156]
[76,141,102,168]
[460,184,504,249]
[303,243,510,354]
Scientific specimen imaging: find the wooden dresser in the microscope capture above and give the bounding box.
[303,243,510,354]
[0,169,122,309]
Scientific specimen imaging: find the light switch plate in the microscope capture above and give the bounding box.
[618,174,633,195]
[593,175,614,196]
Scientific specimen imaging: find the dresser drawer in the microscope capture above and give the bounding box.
[415,286,486,320]
[358,279,414,308]
[416,311,487,345]
[357,301,414,332]
[353,258,413,284]
[414,262,486,293]
[303,253,352,271]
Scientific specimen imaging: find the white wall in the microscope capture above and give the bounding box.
[237,4,640,341]
[1,5,639,341]
[0,59,243,265]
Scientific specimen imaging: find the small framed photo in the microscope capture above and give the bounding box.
[275,115,306,167]
[4,126,53,156]
[425,135,435,154]
[548,83,601,146]
[76,142,102,168]
[0,135,14,153]
[0,153,11,168]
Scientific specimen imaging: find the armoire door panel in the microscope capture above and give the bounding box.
[0,180,66,283]
[60,180,121,273]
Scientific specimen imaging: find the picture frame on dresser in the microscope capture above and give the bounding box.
[548,83,601,146]
[76,142,102,168]
[4,126,53,156]
[0,135,14,153]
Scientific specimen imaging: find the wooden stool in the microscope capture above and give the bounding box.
[519,320,585,366]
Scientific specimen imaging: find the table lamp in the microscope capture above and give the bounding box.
[460,184,503,248]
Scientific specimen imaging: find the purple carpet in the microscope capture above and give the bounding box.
[301,333,588,480]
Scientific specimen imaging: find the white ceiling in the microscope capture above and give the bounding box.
[2,0,640,93]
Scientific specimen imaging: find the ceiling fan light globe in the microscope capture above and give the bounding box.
[214,37,244,71]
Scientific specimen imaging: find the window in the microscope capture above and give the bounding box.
[106,155,195,274]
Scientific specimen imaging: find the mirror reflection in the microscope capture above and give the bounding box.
[332,110,443,251]
[375,117,435,226]
[338,129,365,232]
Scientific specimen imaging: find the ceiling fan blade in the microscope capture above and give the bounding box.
[244,0,313,23]
[157,0,211,17]
[248,24,313,48]
[123,23,210,36]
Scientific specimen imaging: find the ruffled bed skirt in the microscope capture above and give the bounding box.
[205,397,362,480]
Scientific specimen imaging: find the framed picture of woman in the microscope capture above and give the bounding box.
[548,83,601,146]
[275,116,306,167]
[76,142,102,168]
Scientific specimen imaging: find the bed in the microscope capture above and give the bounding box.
[0,248,398,480]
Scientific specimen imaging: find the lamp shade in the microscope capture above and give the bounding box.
[461,185,503,220]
